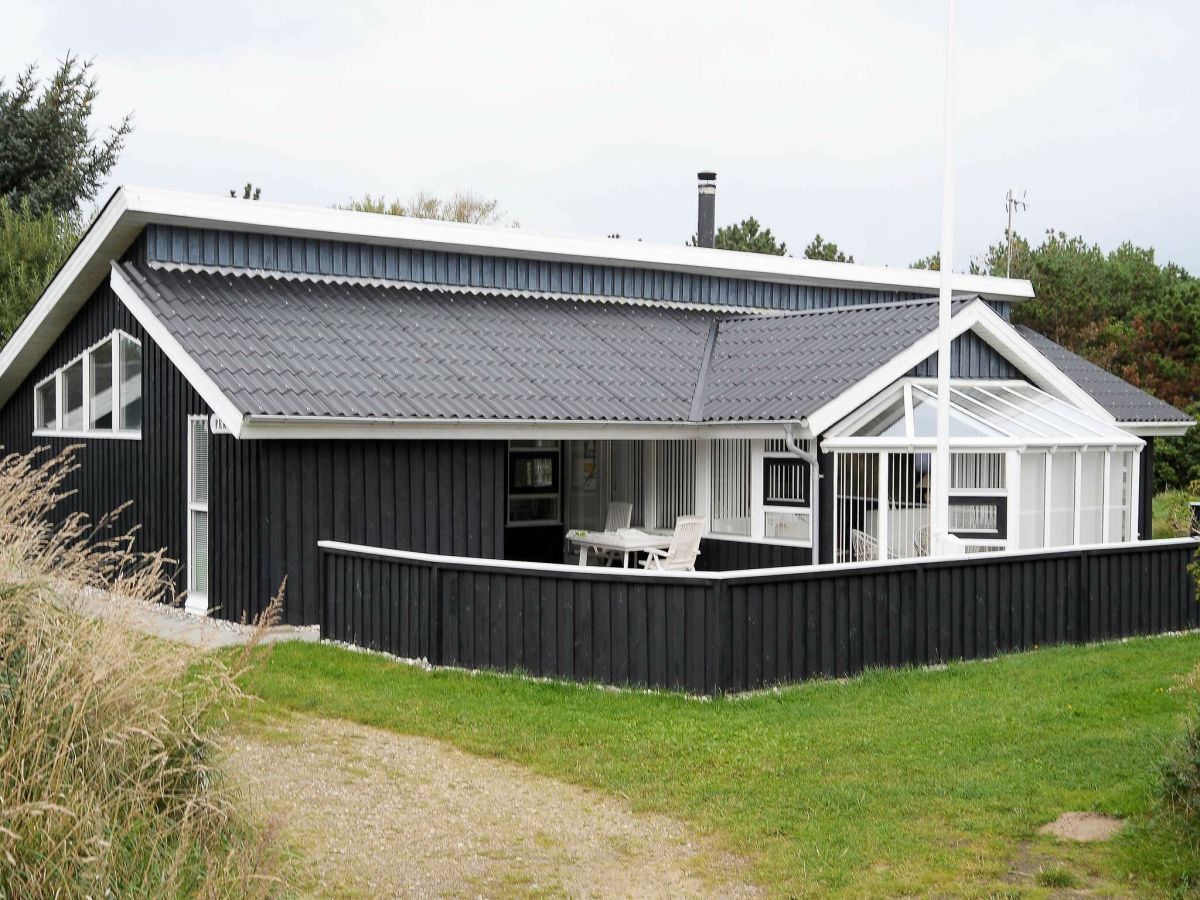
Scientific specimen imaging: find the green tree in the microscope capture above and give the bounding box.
[339,190,504,225]
[1155,402,1200,489]
[0,55,133,217]
[911,253,940,271]
[231,183,261,200]
[0,199,81,344]
[803,234,853,263]
[690,217,787,255]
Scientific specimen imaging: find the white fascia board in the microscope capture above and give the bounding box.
[237,417,813,442]
[1120,421,1195,437]
[0,190,151,407]
[800,306,995,437]
[109,263,247,437]
[961,303,1115,421]
[120,185,1034,300]
[804,300,1124,438]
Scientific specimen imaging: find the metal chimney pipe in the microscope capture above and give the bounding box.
[697,171,716,248]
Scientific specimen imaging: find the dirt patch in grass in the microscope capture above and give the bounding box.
[224,712,760,898]
[1039,812,1126,843]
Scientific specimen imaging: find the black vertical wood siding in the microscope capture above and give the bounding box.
[144,224,936,313]
[209,437,506,626]
[321,540,1198,695]
[696,538,811,570]
[0,283,210,599]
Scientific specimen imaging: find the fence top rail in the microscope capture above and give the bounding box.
[318,537,1199,586]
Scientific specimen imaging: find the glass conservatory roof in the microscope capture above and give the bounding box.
[829,380,1141,448]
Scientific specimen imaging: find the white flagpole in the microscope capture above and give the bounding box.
[932,0,957,553]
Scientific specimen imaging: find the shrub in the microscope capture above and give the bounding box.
[0,446,282,897]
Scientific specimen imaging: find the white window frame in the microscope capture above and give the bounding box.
[31,329,143,441]
[757,439,814,548]
[186,415,210,615]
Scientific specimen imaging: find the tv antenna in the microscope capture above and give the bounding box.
[1005,189,1028,277]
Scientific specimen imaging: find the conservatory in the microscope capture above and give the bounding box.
[821,379,1143,562]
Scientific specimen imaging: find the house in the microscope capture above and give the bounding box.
[0,182,1190,627]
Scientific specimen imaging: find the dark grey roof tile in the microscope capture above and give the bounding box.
[1015,325,1191,424]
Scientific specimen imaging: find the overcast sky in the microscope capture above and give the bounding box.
[6,1,1197,272]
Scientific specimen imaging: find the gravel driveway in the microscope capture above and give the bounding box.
[225,713,759,898]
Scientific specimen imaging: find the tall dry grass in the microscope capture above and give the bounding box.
[0,445,283,898]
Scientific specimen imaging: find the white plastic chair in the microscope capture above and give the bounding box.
[593,501,635,566]
[850,528,880,562]
[604,501,633,532]
[641,515,705,572]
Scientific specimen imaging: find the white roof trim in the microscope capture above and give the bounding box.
[109,263,247,437]
[1120,421,1195,437]
[236,417,812,441]
[125,185,1035,299]
[801,300,1118,437]
[0,184,1033,411]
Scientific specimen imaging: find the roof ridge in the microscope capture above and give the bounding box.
[715,293,983,324]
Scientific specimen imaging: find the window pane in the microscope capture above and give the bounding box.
[89,339,114,430]
[35,379,56,430]
[652,440,695,530]
[1047,451,1076,547]
[190,510,209,594]
[1078,451,1104,544]
[120,336,142,431]
[1107,451,1133,542]
[951,452,1005,491]
[765,510,811,543]
[856,395,906,437]
[508,495,560,523]
[62,360,84,430]
[190,418,209,504]
[949,501,1000,533]
[609,441,644,527]
[835,452,880,562]
[764,457,810,506]
[710,439,750,536]
[1018,452,1046,549]
[888,451,931,559]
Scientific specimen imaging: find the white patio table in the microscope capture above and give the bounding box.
[567,529,674,568]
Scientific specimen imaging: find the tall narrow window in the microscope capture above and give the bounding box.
[34,376,57,430]
[1047,451,1076,547]
[710,439,750,536]
[188,416,210,609]
[120,335,143,431]
[761,439,814,545]
[62,359,84,431]
[1078,451,1104,544]
[651,440,695,530]
[1107,451,1134,542]
[609,441,644,527]
[89,338,114,429]
[1018,452,1046,549]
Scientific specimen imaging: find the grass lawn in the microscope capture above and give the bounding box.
[236,633,1200,897]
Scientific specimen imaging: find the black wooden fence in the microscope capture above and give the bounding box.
[319,539,1199,695]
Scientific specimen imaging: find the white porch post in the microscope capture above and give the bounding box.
[1006,448,1021,550]
[749,439,765,540]
[877,451,889,561]
[1130,448,1142,540]
[932,0,957,554]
